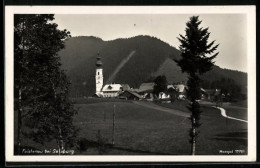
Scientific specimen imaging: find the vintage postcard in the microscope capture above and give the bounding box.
[5,6,256,162]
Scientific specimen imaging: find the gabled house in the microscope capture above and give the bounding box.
[102,84,123,98]
[119,90,143,100]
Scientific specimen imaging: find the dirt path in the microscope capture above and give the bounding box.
[212,106,248,123]
[132,101,189,118]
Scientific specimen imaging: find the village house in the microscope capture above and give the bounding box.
[158,92,170,99]
[102,84,123,98]
[119,90,143,100]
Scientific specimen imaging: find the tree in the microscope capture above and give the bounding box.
[175,16,219,155]
[167,87,178,102]
[153,75,168,97]
[14,14,78,154]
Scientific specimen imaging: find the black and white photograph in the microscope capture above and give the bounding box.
[5,6,256,162]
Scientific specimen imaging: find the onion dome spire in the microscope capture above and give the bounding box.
[96,52,102,67]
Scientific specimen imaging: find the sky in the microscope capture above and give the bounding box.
[54,14,247,72]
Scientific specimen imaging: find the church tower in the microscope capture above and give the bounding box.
[95,54,103,94]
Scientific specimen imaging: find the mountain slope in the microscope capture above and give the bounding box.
[58,35,247,97]
[152,58,188,83]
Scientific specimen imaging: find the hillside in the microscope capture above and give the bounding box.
[58,35,247,97]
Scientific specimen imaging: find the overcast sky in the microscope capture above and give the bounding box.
[54,14,247,72]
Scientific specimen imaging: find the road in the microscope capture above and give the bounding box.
[212,106,248,123]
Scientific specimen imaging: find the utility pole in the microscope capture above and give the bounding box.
[112,103,115,145]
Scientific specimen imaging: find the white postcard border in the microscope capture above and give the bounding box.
[5,5,256,162]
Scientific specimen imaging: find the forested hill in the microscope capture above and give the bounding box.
[58,35,247,97]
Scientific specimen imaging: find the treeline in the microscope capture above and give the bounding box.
[201,77,246,101]
[201,65,247,87]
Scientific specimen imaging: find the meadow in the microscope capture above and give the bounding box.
[14,98,248,155]
[73,99,247,155]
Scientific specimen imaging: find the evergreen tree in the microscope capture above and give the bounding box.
[153,75,168,97]
[175,16,219,155]
[14,14,78,154]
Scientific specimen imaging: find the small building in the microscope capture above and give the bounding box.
[174,84,186,93]
[119,90,143,100]
[102,84,123,98]
[158,92,170,99]
[167,85,174,89]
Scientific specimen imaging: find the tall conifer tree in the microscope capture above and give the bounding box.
[175,16,219,155]
[14,14,78,154]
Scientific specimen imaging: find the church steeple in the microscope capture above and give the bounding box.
[96,53,103,67]
[95,53,103,94]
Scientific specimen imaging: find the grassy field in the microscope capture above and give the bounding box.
[73,100,247,155]
[71,97,127,104]
[14,98,248,155]
[231,100,247,108]
[224,106,248,121]
[153,100,190,113]
[156,100,247,155]
[74,102,191,155]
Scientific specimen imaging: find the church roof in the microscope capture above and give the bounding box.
[96,56,102,67]
[102,84,122,92]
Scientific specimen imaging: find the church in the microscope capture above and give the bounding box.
[94,54,125,98]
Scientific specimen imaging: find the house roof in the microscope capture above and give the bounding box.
[167,85,174,89]
[121,84,131,91]
[93,92,104,97]
[174,84,186,93]
[201,88,206,92]
[102,84,122,92]
[119,90,143,99]
[130,91,143,99]
[138,83,155,93]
